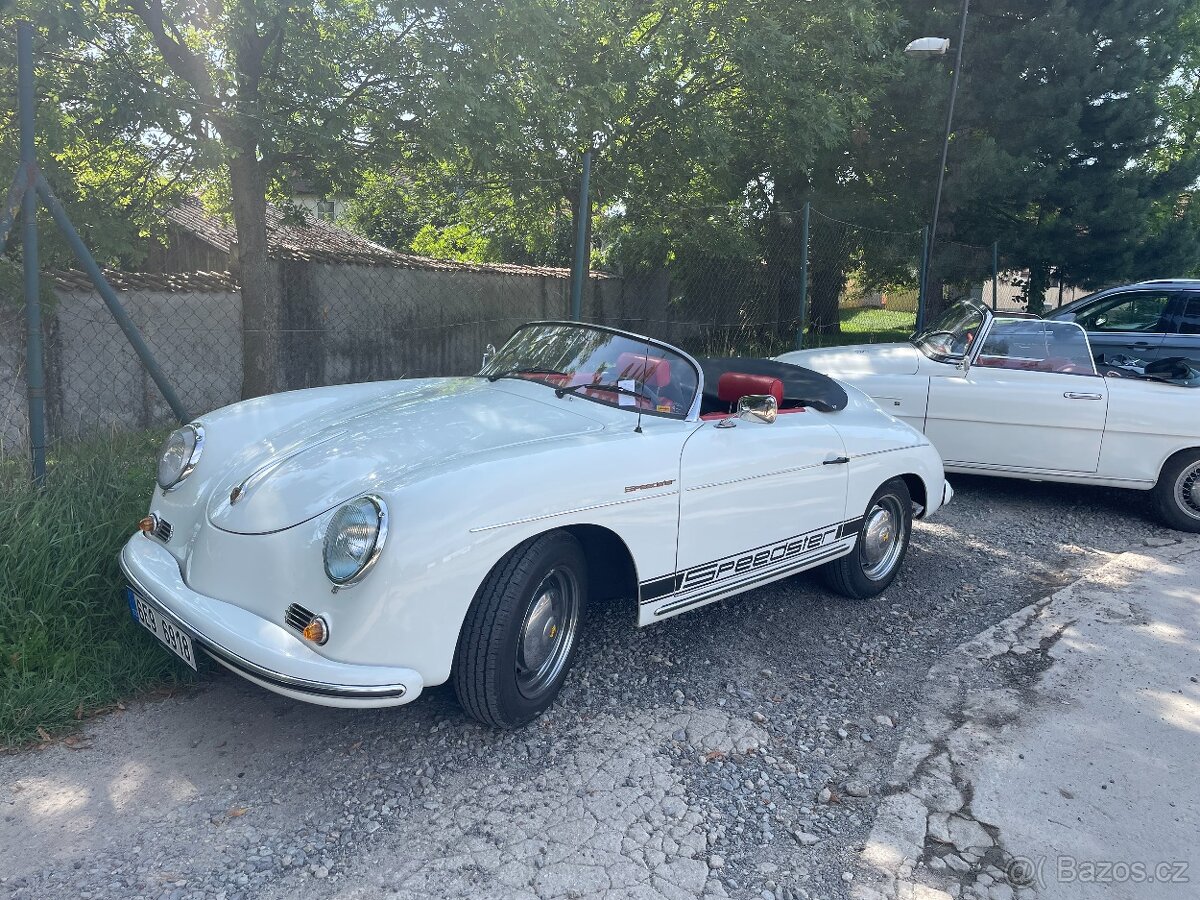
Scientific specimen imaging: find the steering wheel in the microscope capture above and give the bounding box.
[922,329,967,355]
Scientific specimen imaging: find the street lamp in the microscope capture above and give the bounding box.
[907,0,970,330]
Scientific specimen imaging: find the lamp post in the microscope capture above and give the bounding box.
[906,0,970,330]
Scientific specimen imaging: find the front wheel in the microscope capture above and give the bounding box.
[453,531,587,728]
[1152,450,1200,533]
[821,478,913,599]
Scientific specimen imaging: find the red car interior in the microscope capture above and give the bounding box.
[975,355,1088,374]
[614,352,672,387]
[701,372,805,420]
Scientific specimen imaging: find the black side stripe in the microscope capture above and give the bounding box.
[837,517,864,539]
[653,545,849,617]
[640,575,677,602]
[638,516,863,605]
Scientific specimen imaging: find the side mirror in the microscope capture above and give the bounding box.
[480,343,497,372]
[737,394,778,424]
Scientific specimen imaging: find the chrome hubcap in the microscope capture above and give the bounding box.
[1175,464,1200,521]
[516,568,579,699]
[861,497,906,580]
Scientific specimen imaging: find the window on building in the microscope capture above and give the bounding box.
[316,200,336,222]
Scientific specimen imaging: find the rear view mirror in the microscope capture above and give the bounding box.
[737,394,778,424]
[480,343,497,372]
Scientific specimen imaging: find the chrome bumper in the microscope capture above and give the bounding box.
[119,534,423,708]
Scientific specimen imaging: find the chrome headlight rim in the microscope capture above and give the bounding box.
[157,423,205,492]
[323,494,389,587]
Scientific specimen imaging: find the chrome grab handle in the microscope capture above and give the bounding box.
[1064,392,1103,400]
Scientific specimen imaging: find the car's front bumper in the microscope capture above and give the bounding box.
[119,534,423,708]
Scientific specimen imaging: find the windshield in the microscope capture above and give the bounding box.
[481,322,700,419]
[911,299,987,361]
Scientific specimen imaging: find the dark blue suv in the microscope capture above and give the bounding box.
[1049,279,1200,364]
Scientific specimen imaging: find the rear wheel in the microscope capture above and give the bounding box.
[1152,450,1200,533]
[821,478,913,599]
[453,531,587,728]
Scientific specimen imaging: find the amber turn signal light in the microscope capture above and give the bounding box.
[138,515,157,533]
[303,617,329,645]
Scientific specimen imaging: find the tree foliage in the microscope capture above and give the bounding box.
[2,0,1199,344]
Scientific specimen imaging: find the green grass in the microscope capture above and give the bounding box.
[805,307,916,349]
[0,431,195,747]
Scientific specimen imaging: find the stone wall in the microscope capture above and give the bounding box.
[0,263,669,456]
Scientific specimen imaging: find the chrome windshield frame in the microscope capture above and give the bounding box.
[911,298,993,365]
[485,320,706,422]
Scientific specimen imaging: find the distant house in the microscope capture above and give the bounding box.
[141,196,582,278]
[141,196,399,274]
[289,178,346,223]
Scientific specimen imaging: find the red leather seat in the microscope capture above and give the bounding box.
[717,372,783,405]
[614,352,671,388]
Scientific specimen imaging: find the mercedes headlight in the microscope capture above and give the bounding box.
[323,495,388,585]
[156,423,205,491]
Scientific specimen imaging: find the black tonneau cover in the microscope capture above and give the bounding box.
[698,357,849,413]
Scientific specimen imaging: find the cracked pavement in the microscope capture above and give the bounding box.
[0,475,1191,900]
[854,538,1200,900]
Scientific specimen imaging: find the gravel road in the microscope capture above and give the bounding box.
[0,475,1179,900]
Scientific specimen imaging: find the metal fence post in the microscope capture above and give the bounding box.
[916,225,930,332]
[991,240,999,310]
[35,173,191,423]
[793,201,811,350]
[1,162,33,248]
[18,21,46,483]
[569,149,592,321]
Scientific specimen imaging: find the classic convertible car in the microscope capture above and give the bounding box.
[121,322,950,727]
[779,300,1200,532]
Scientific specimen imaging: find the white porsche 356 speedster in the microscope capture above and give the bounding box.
[121,321,950,727]
[779,299,1200,532]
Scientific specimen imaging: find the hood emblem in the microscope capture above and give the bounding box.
[230,484,244,505]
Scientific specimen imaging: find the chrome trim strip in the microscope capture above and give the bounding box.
[943,459,1150,483]
[847,444,927,460]
[121,549,407,700]
[685,445,926,493]
[685,461,825,492]
[470,490,679,532]
[230,429,348,504]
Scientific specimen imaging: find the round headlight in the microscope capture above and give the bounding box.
[157,424,204,491]
[323,495,388,585]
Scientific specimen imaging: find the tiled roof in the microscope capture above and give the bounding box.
[166,197,603,279]
[51,269,238,293]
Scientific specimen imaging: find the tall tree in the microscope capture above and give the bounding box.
[0,3,193,267]
[857,0,1200,314]
[79,0,430,396]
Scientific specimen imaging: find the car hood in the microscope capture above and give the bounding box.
[206,378,604,535]
[778,342,922,376]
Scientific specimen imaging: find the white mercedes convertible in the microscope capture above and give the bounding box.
[779,300,1200,532]
[121,322,949,727]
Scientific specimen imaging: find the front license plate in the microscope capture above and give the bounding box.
[127,587,197,670]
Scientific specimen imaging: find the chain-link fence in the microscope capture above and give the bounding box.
[1,193,1012,466]
[802,210,924,349]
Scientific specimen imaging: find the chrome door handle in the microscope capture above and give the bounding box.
[823,455,850,465]
[1064,392,1103,400]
